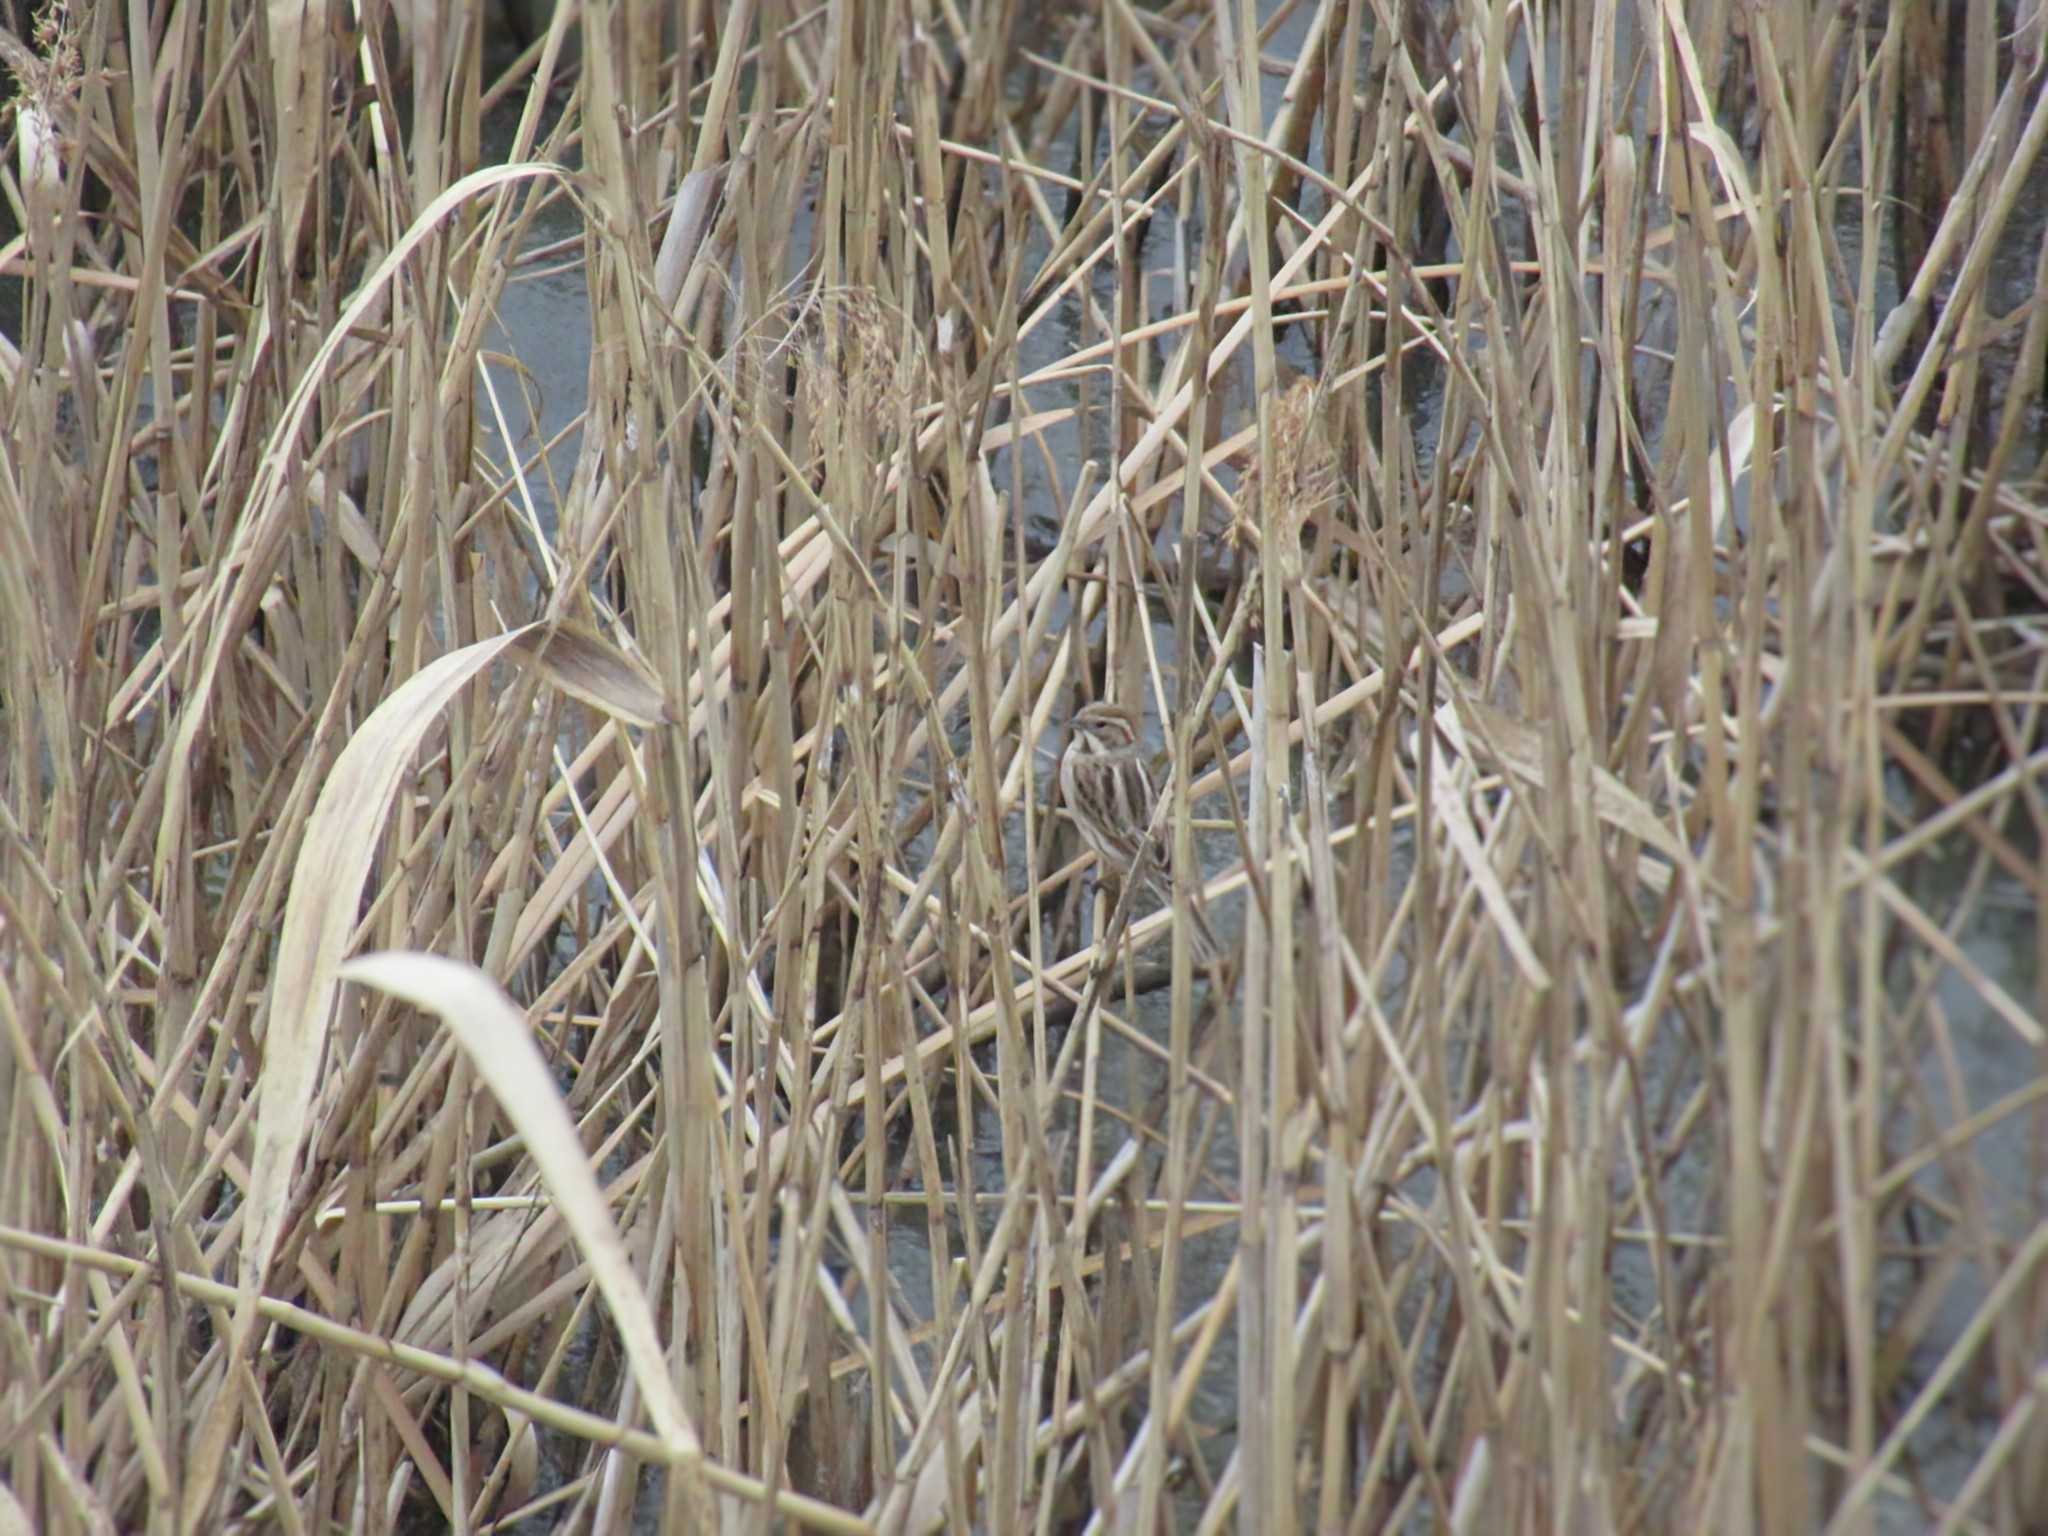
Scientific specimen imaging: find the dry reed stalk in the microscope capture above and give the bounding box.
[6,0,2048,1531]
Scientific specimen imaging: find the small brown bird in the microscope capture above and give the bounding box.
[1059,701,1219,956]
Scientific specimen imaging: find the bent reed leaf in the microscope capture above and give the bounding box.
[507,623,675,728]
[335,953,703,1468]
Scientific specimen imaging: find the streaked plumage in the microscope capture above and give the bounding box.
[1059,701,1218,956]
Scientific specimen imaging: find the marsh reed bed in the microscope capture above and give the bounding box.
[5,0,2048,1529]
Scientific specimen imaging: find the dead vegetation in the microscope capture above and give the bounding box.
[4,0,2048,1530]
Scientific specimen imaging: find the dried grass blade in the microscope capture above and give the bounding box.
[335,953,703,1468]
[245,626,534,1306]
[508,624,674,728]
[266,0,330,263]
